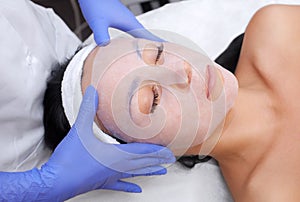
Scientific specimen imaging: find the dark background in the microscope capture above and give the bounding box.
[32,0,173,41]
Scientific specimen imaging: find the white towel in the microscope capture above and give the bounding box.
[61,43,119,144]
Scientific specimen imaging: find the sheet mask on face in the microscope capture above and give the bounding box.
[82,30,232,164]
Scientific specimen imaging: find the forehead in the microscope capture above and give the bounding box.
[91,38,211,82]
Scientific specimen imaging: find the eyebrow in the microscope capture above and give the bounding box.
[134,40,142,59]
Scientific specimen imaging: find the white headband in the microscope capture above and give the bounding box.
[61,43,119,144]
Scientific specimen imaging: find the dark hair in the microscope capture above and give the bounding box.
[43,54,72,151]
[43,34,243,166]
[215,33,244,74]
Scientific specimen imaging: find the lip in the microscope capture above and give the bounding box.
[206,65,216,100]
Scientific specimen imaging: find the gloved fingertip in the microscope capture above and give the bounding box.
[152,167,167,175]
[98,40,110,46]
[128,185,142,193]
[94,33,110,47]
[85,85,96,93]
[128,29,165,42]
[165,149,176,161]
[85,85,98,111]
[167,155,177,164]
[160,155,176,166]
[155,147,176,162]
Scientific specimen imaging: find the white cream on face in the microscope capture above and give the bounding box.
[87,38,238,155]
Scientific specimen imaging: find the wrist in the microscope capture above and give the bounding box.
[39,162,83,201]
[39,164,69,201]
[0,168,53,201]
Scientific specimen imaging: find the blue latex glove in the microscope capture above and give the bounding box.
[78,0,163,45]
[0,86,175,201]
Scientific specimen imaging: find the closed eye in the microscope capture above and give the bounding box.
[151,84,161,113]
[155,44,164,65]
[141,43,165,65]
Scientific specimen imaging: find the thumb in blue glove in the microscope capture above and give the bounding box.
[78,0,164,46]
[0,86,175,201]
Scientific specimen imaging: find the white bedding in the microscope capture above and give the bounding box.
[137,0,300,59]
[75,1,300,201]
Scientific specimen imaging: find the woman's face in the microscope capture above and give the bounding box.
[82,38,238,154]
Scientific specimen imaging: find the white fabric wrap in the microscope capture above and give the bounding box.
[61,43,119,144]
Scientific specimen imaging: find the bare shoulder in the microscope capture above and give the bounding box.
[246,4,300,48]
[236,5,300,91]
[251,4,300,22]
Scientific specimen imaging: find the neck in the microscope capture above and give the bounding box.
[185,86,277,165]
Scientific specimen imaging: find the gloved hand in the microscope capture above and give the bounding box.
[78,0,163,46]
[0,86,175,201]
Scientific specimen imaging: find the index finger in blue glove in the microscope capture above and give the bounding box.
[121,166,168,177]
[116,142,174,158]
[126,28,165,43]
[100,166,167,193]
[87,143,175,174]
[102,180,142,193]
[92,19,110,46]
[78,0,165,45]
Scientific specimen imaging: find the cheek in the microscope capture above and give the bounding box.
[95,76,130,141]
[95,94,116,135]
[197,102,213,140]
[190,72,211,127]
[129,92,152,127]
[147,90,182,146]
[189,74,214,144]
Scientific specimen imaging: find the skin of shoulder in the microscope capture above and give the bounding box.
[226,5,300,202]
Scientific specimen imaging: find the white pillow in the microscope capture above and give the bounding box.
[105,0,300,59]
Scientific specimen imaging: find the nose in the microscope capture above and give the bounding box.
[168,60,192,92]
[173,59,192,85]
[184,61,192,84]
